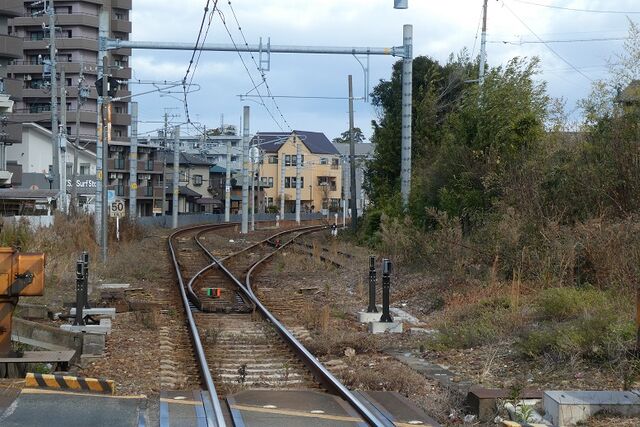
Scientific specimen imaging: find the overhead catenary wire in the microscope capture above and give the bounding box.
[226,0,293,131]
[501,1,593,82]
[182,0,219,126]
[511,0,640,15]
[471,1,485,59]
[490,36,629,45]
[216,8,286,131]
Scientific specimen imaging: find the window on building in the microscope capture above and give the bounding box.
[193,175,203,186]
[285,177,291,188]
[284,155,291,166]
[28,103,50,113]
[331,158,339,169]
[114,130,123,138]
[267,197,274,206]
[179,171,188,182]
[65,30,72,38]
[320,158,328,165]
[268,155,278,164]
[30,31,45,40]
[115,106,124,114]
[268,177,273,187]
[79,163,90,175]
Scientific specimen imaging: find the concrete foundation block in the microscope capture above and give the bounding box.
[16,303,49,319]
[544,391,640,426]
[368,321,403,334]
[70,307,116,319]
[82,333,106,355]
[357,311,382,323]
[61,318,111,335]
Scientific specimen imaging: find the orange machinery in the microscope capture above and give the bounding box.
[0,248,45,357]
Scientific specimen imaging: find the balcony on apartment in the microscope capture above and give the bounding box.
[0,34,23,60]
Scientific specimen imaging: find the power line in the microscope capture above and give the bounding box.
[511,0,640,14]
[182,0,218,126]
[216,8,286,131]
[490,36,629,45]
[471,1,484,58]
[501,1,593,82]
[226,0,293,131]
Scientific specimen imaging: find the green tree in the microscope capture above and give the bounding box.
[332,128,366,144]
[365,53,474,212]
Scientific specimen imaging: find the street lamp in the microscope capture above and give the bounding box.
[394,0,408,8]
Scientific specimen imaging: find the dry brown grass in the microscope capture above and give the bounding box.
[0,214,165,307]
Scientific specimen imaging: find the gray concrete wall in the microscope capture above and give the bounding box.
[137,212,325,228]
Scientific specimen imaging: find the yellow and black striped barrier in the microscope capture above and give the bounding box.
[25,373,115,395]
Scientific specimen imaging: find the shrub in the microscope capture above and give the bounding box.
[518,288,634,363]
[428,296,518,349]
[535,287,608,322]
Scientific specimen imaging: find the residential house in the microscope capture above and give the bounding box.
[251,131,342,213]
[161,151,213,214]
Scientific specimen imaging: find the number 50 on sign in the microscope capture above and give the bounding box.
[110,198,126,218]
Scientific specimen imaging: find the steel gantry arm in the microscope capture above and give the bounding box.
[102,39,408,58]
[100,24,414,211]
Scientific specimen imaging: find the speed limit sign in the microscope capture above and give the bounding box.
[110,198,126,218]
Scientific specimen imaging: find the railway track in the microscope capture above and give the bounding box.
[168,222,393,427]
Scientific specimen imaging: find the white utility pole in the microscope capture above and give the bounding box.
[46,1,59,205]
[59,66,67,213]
[295,136,301,225]
[241,106,250,234]
[100,56,109,263]
[250,145,258,231]
[129,102,138,218]
[162,111,168,217]
[279,147,286,220]
[400,25,413,208]
[479,0,489,85]
[172,126,180,229]
[96,9,109,242]
[224,138,231,222]
[348,75,357,229]
[70,62,86,213]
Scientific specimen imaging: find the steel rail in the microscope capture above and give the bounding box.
[205,227,393,427]
[168,223,232,427]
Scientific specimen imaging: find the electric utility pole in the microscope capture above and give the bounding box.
[279,144,286,221]
[225,137,231,222]
[100,56,109,263]
[172,125,179,229]
[250,144,256,231]
[59,66,67,213]
[241,106,249,234]
[162,111,168,217]
[46,1,59,202]
[295,136,301,225]
[348,75,357,230]
[96,9,109,242]
[400,24,413,208]
[71,62,87,214]
[129,102,138,219]
[479,0,488,85]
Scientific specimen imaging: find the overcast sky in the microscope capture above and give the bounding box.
[129,0,639,142]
